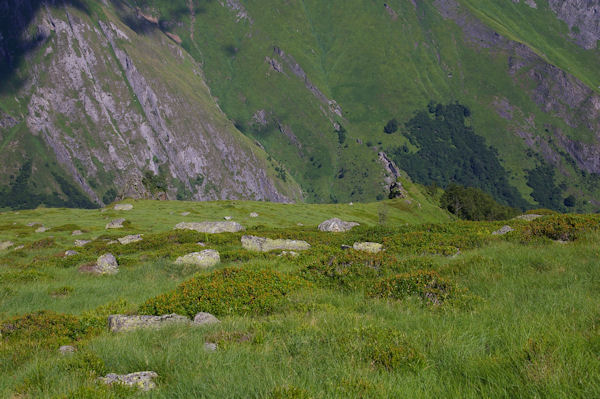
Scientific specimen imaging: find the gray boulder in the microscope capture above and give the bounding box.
[175,221,244,234]
[515,214,543,221]
[71,230,83,236]
[175,250,220,268]
[249,212,259,218]
[224,216,233,220]
[241,235,311,252]
[35,226,48,233]
[65,250,79,257]
[181,212,190,216]
[0,241,14,251]
[113,204,134,211]
[204,343,218,352]
[108,314,190,332]
[118,234,143,245]
[193,312,220,326]
[100,371,158,391]
[492,225,515,235]
[353,242,383,253]
[59,345,76,355]
[74,239,91,247]
[95,253,119,275]
[318,218,359,232]
[106,218,126,229]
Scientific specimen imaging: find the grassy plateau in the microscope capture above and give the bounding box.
[0,193,599,398]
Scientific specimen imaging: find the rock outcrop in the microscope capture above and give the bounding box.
[353,242,383,253]
[241,235,311,252]
[548,0,600,50]
[106,219,126,229]
[0,241,14,250]
[318,218,360,232]
[108,314,190,332]
[174,250,220,268]
[114,204,134,211]
[492,225,515,235]
[175,221,244,234]
[100,371,158,391]
[118,234,143,245]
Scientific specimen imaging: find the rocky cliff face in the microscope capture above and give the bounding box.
[0,1,300,206]
[549,0,600,50]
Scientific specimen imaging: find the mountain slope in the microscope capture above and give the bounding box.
[1,0,599,211]
[0,0,301,209]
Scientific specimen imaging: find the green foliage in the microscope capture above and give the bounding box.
[102,188,117,205]
[526,162,565,211]
[367,270,466,306]
[299,251,392,291]
[0,160,97,210]
[392,103,528,208]
[269,386,312,399]
[139,268,305,317]
[363,328,424,371]
[519,214,600,241]
[336,124,347,144]
[142,170,168,194]
[440,184,520,221]
[383,118,398,134]
[0,311,97,346]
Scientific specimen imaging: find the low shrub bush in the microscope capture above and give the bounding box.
[139,268,305,317]
[520,214,600,241]
[367,270,465,305]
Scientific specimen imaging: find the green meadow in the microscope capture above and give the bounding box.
[1,194,599,398]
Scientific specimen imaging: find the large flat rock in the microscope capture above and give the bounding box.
[241,235,310,252]
[175,221,244,234]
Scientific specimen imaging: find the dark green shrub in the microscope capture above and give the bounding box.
[139,268,305,317]
[299,251,396,291]
[367,270,463,305]
[441,184,519,221]
[520,214,600,241]
[384,118,398,134]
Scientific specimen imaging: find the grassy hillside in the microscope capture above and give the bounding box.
[124,0,600,211]
[1,199,600,397]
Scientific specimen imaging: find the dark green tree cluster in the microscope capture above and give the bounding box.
[0,160,97,210]
[526,162,565,211]
[384,119,398,134]
[440,184,519,221]
[391,102,528,209]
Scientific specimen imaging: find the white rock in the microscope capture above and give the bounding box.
[114,204,133,211]
[175,249,220,268]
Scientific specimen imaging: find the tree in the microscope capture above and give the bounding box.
[383,119,398,134]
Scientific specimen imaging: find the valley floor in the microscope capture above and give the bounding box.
[0,200,598,398]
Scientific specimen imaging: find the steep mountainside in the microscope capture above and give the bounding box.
[1,0,599,211]
[0,0,301,208]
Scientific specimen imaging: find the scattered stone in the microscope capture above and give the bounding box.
[349,202,354,206]
[59,345,76,355]
[0,241,14,250]
[13,245,24,251]
[279,250,299,257]
[224,216,233,220]
[100,371,158,391]
[108,314,190,332]
[74,239,91,247]
[35,226,48,233]
[318,218,360,232]
[118,234,143,245]
[492,225,515,235]
[353,242,383,253]
[515,214,543,221]
[65,250,79,257]
[249,212,259,218]
[181,212,190,216]
[86,253,118,275]
[114,204,134,211]
[175,250,220,268]
[204,342,218,352]
[106,219,126,229]
[107,240,119,245]
[297,223,304,226]
[71,230,83,236]
[197,242,206,247]
[241,235,311,252]
[26,222,41,227]
[175,221,245,234]
[193,312,220,326]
